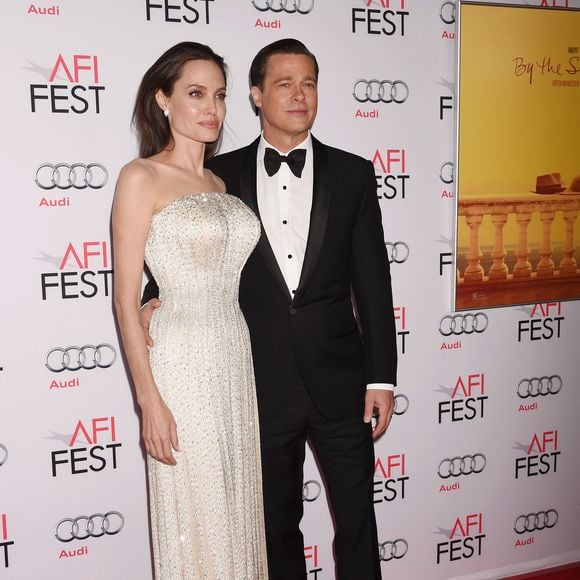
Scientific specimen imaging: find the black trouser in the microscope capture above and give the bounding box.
[258,363,381,580]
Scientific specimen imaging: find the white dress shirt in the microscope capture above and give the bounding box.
[256,134,394,392]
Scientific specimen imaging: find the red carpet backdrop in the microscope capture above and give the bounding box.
[0,1,579,578]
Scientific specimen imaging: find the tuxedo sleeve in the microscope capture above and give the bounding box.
[141,277,159,306]
[351,160,398,385]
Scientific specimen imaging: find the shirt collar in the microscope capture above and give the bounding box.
[258,132,312,159]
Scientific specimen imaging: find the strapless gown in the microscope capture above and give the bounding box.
[144,192,268,579]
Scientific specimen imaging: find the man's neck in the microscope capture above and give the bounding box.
[262,130,310,153]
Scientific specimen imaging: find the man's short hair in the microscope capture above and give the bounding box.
[249,38,319,89]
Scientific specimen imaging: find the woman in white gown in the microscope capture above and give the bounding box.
[112,42,268,579]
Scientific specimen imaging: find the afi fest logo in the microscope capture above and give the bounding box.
[435,513,485,564]
[1,514,14,569]
[39,241,112,300]
[394,306,409,355]
[50,416,122,477]
[517,302,564,342]
[374,453,409,504]
[145,0,214,24]
[514,430,560,480]
[304,544,322,578]
[29,54,104,114]
[371,148,410,201]
[351,0,409,36]
[437,373,488,424]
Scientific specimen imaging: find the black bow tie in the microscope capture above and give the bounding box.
[264,147,306,178]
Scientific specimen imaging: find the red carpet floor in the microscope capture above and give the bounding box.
[503,563,580,579]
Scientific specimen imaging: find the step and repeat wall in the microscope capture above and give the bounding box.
[1,1,579,579]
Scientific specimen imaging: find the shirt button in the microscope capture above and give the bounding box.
[282,220,288,225]
[289,308,297,316]
[282,185,287,190]
[288,254,293,259]
[291,289,296,295]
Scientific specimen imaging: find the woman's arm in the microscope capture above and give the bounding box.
[112,162,179,465]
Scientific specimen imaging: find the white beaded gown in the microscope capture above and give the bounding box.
[144,192,268,579]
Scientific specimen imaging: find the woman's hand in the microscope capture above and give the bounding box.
[141,397,180,465]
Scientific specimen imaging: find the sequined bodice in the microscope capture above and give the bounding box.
[145,192,260,310]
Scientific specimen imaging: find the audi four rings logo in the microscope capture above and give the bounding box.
[393,394,409,416]
[439,313,489,336]
[353,80,409,104]
[438,454,486,479]
[379,539,408,561]
[45,344,117,372]
[302,479,321,502]
[440,1,455,24]
[251,0,314,13]
[386,242,410,264]
[0,443,7,467]
[439,161,454,184]
[55,511,124,542]
[514,510,558,534]
[34,163,108,190]
[517,376,562,398]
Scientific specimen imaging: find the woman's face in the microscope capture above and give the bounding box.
[159,59,226,146]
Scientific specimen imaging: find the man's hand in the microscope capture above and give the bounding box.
[140,298,161,347]
[363,389,394,440]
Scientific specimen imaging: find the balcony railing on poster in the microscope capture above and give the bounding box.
[457,194,579,284]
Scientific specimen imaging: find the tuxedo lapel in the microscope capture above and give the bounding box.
[240,138,292,302]
[293,137,330,303]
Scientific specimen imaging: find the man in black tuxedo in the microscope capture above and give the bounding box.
[144,38,397,579]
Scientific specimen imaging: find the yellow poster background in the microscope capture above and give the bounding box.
[456,3,580,309]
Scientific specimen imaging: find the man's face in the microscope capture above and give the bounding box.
[251,53,318,147]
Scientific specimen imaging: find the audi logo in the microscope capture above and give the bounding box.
[45,344,117,373]
[34,163,108,190]
[378,539,408,561]
[302,479,321,502]
[517,376,562,398]
[440,1,455,24]
[352,79,409,104]
[514,510,558,534]
[438,454,486,479]
[385,241,410,264]
[439,313,488,336]
[55,511,124,542]
[439,161,454,184]
[0,443,7,467]
[251,0,314,13]
[393,394,409,416]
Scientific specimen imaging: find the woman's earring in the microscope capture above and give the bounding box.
[163,108,169,118]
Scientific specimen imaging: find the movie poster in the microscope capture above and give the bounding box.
[455,2,580,310]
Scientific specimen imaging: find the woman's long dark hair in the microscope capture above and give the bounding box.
[132,42,227,160]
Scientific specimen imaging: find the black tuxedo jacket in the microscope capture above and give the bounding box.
[144,136,397,420]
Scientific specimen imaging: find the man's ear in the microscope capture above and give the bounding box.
[250,86,262,110]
